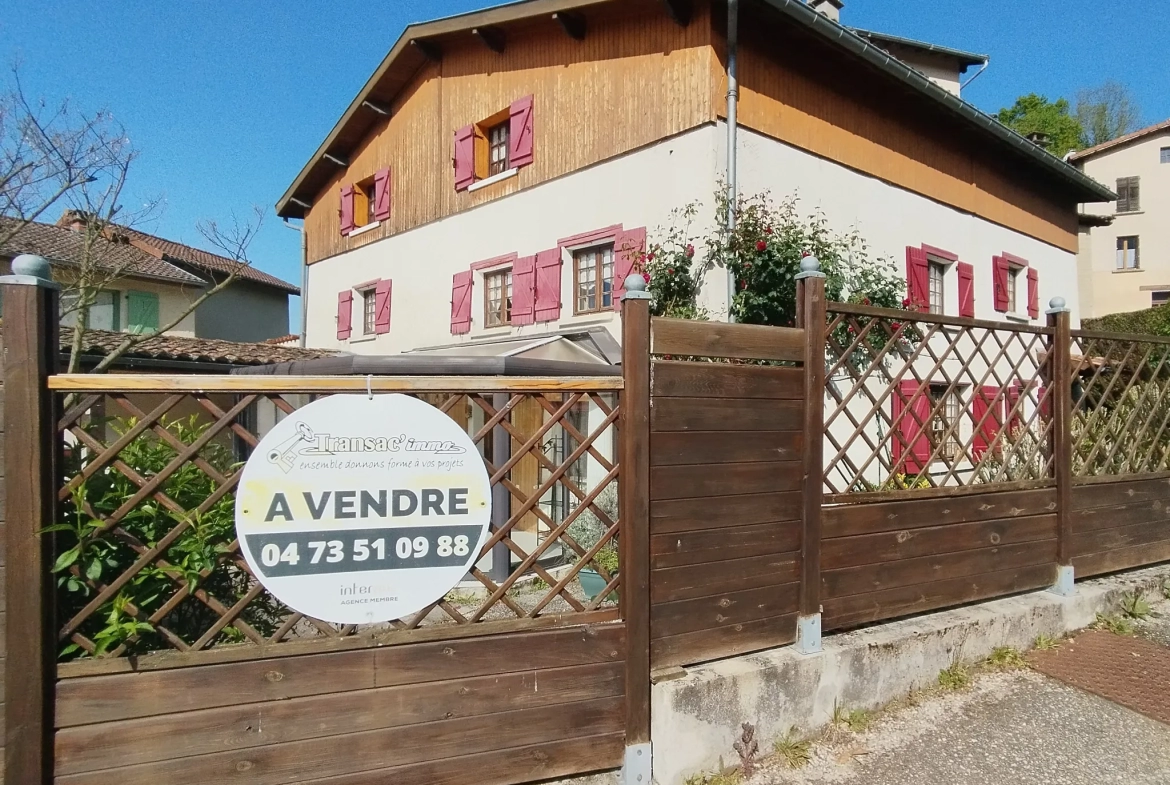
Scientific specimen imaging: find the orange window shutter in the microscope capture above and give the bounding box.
[473,125,489,180]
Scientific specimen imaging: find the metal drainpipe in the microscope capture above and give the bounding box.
[283,217,309,347]
[726,0,739,321]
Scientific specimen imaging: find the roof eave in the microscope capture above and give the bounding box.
[850,28,988,69]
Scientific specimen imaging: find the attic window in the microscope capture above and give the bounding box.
[338,168,391,235]
[454,95,534,191]
[488,120,510,176]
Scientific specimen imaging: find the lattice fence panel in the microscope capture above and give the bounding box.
[52,388,621,659]
[1070,332,1170,478]
[823,305,1055,497]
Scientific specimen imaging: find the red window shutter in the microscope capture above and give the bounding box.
[373,168,392,221]
[1038,384,1050,419]
[339,185,355,235]
[450,270,473,334]
[905,246,929,313]
[512,255,536,325]
[612,226,646,311]
[1027,267,1040,318]
[336,290,353,340]
[453,125,476,191]
[534,248,563,322]
[1006,382,1022,434]
[971,386,1003,459]
[992,256,1010,312]
[957,261,975,318]
[893,380,931,474]
[509,95,535,168]
[374,279,392,334]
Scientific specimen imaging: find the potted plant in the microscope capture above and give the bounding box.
[565,483,619,601]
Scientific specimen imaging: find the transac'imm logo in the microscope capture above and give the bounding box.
[268,421,466,473]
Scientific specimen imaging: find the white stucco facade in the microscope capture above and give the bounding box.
[305,123,1080,354]
[1076,127,1170,318]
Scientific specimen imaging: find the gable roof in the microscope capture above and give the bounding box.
[0,217,206,285]
[1068,118,1170,163]
[106,224,300,295]
[850,28,988,69]
[64,327,335,366]
[276,0,1114,218]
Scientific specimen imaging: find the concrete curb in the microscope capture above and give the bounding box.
[650,564,1170,785]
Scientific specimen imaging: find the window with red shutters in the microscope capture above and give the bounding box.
[905,246,930,313]
[511,255,536,325]
[971,386,1003,459]
[957,261,975,318]
[336,290,353,340]
[373,168,391,222]
[339,185,355,235]
[1027,268,1040,318]
[374,279,392,334]
[612,226,646,310]
[451,271,473,334]
[534,248,562,322]
[454,95,535,191]
[992,256,1010,312]
[892,380,932,474]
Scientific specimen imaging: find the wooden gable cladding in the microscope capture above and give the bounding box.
[726,13,1080,253]
[303,0,716,264]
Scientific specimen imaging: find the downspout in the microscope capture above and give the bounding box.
[726,0,739,320]
[282,217,308,347]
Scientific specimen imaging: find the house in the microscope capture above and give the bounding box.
[277,0,1111,364]
[0,216,299,342]
[1069,118,1170,318]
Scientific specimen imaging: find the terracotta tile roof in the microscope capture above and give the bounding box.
[64,327,337,366]
[1069,118,1170,162]
[0,218,206,285]
[263,333,301,345]
[117,225,300,295]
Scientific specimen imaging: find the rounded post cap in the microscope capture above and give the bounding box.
[800,255,821,273]
[1049,296,1066,310]
[12,253,52,280]
[624,273,647,293]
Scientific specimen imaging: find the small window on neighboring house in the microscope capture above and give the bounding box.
[360,286,377,335]
[927,261,945,315]
[1161,147,1170,164]
[1152,291,1170,308]
[1117,236,1140,269]
[574,244,615,314]
[89,290,120,331]
[484,268,512,327]
[929,384,961,461]
[1116,177,1140,213]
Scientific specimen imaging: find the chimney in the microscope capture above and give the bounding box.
[63,211,87,232]
[1027,131,1051,150]
[809,0,843,22]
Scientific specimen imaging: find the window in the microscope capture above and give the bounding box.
[1161,147,1170,165]
[927,261,945,315]
[1005,265,1026,314]
[928,384,961,461]
[574,244,615,314]
[1117,236,1140,270]
[1152,291,1170,308]
[1116,176,1140,213]
[485,269,512,327]
[126,290,160,334]
[488,122,510,176]
[361,287,377,335]
[60,290,121,330]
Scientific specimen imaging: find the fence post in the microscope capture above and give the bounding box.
[619,274,652,783]
[1046,297,1074,596]
[3,255,60,785]
[795,257,827,654]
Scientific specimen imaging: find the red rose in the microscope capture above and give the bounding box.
[647,252,655,262]
[862,297,871,306]
[745,262,752,269]
[642,272,651,283]
[686,244,695,258]
[764,227,773,235]
[667,268,674,275]
[755,240,767,252]
[901,297,911,308]
[740,280,748,290]
[800,250,810,258]
[891,321,903,331]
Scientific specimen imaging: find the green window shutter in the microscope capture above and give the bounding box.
[126,291,160,334]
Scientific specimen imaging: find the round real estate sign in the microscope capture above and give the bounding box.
[234,393,492,625]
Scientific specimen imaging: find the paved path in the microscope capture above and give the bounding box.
[750,597,1170,785]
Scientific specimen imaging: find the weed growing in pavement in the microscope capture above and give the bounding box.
[1120,590,1152,620]
[843,708,872,732]
[1162,578,1170,601]
[938,661,972,690]
[773,727,812,769]
[1094,612,1135,636]
[684,766,742,785]
[1033,633,1061,651]
[984,646,1028,670]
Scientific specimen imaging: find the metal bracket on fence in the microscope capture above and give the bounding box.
[1049,565,1075,597]
[795,612,823,655]
[621,743,652,785]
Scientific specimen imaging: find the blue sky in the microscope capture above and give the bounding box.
[3,1,1166,332]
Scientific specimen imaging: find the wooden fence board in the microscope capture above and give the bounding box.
[650,583,799,640]
[822,514,1058,570]
[823,563,1056,630]
[651,397,804,432]
[1072,499,1170,533]
[651,521,802,569]
[823,488,1058,539]
[650,492,802,535]
[651,461,802,500]
[651,318,804,362]
[822,540,1057,600]
[1071,475,1170,512]
[55,696,624,785]
[1071,520,1170,557]
[55,660,623,775]
[651,552,800,604]
[651,361,803,399]
[56,624,624,727]
[650,430,803,466]
[1073,539,1170,578]
[650,613,799,669]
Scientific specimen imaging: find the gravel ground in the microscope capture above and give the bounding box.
[748,669,1170,785]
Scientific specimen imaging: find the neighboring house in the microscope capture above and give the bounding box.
[0,216,299,342]
[277,0,1112,360]
[1070,118,1170,318]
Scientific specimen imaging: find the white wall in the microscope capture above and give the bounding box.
[1077,130,1170,317]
